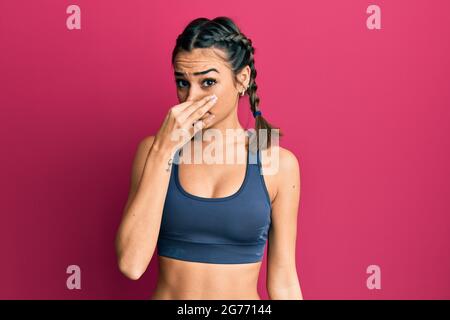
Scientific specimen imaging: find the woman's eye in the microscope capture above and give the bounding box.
[175,79,189,88]
[175,78,216,89]
[202,78,217,87]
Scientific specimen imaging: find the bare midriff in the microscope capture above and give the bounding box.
[151,256,262,300]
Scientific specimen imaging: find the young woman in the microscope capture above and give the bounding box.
[115,16,303,300]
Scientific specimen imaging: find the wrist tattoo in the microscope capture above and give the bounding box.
[166,157,173,172]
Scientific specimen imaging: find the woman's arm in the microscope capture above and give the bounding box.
[115,95,218,280]
[115,135,174,280]
[266,147,303,300]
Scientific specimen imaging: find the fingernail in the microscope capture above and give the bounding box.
[210,94,218,102]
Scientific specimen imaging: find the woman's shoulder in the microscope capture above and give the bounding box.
[138,135,156,150]
[130,135,156,174]
[260,144,300,174]
[259,144,300,204]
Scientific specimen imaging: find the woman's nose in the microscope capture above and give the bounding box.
[186,87,207,102]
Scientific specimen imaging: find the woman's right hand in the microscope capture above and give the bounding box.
[152,94,218,155]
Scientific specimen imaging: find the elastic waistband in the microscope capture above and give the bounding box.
[156,236,267,264]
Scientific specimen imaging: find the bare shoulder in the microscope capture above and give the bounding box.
[279,146,300,175]
[122,135,156,213]
[137,135,156,153]
[131,136,156,185]
[260,145,300,176]
[260,145,300,201]
[133,135,156,173]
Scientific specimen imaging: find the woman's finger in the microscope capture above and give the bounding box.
[178,95,217,123]
[182,95,218,128]
[190,112,216,136]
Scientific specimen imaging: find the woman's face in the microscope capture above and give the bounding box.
[173,48,249,122]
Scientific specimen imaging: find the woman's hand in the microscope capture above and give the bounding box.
[152,95,218,155]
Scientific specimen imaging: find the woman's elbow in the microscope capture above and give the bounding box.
[115,229,156,281]
[116,241,148,280]
[117,257,146,280]
[267,283,303,300]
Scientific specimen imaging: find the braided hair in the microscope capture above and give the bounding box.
[171,16,283,150]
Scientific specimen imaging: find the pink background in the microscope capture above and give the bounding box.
[1,0,449,299]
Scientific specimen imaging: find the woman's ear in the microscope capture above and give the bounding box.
[237,65,251,91]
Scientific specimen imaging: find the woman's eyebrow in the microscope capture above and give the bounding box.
[174,68,220,77]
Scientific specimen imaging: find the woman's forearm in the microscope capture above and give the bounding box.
[115,143,174,280]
